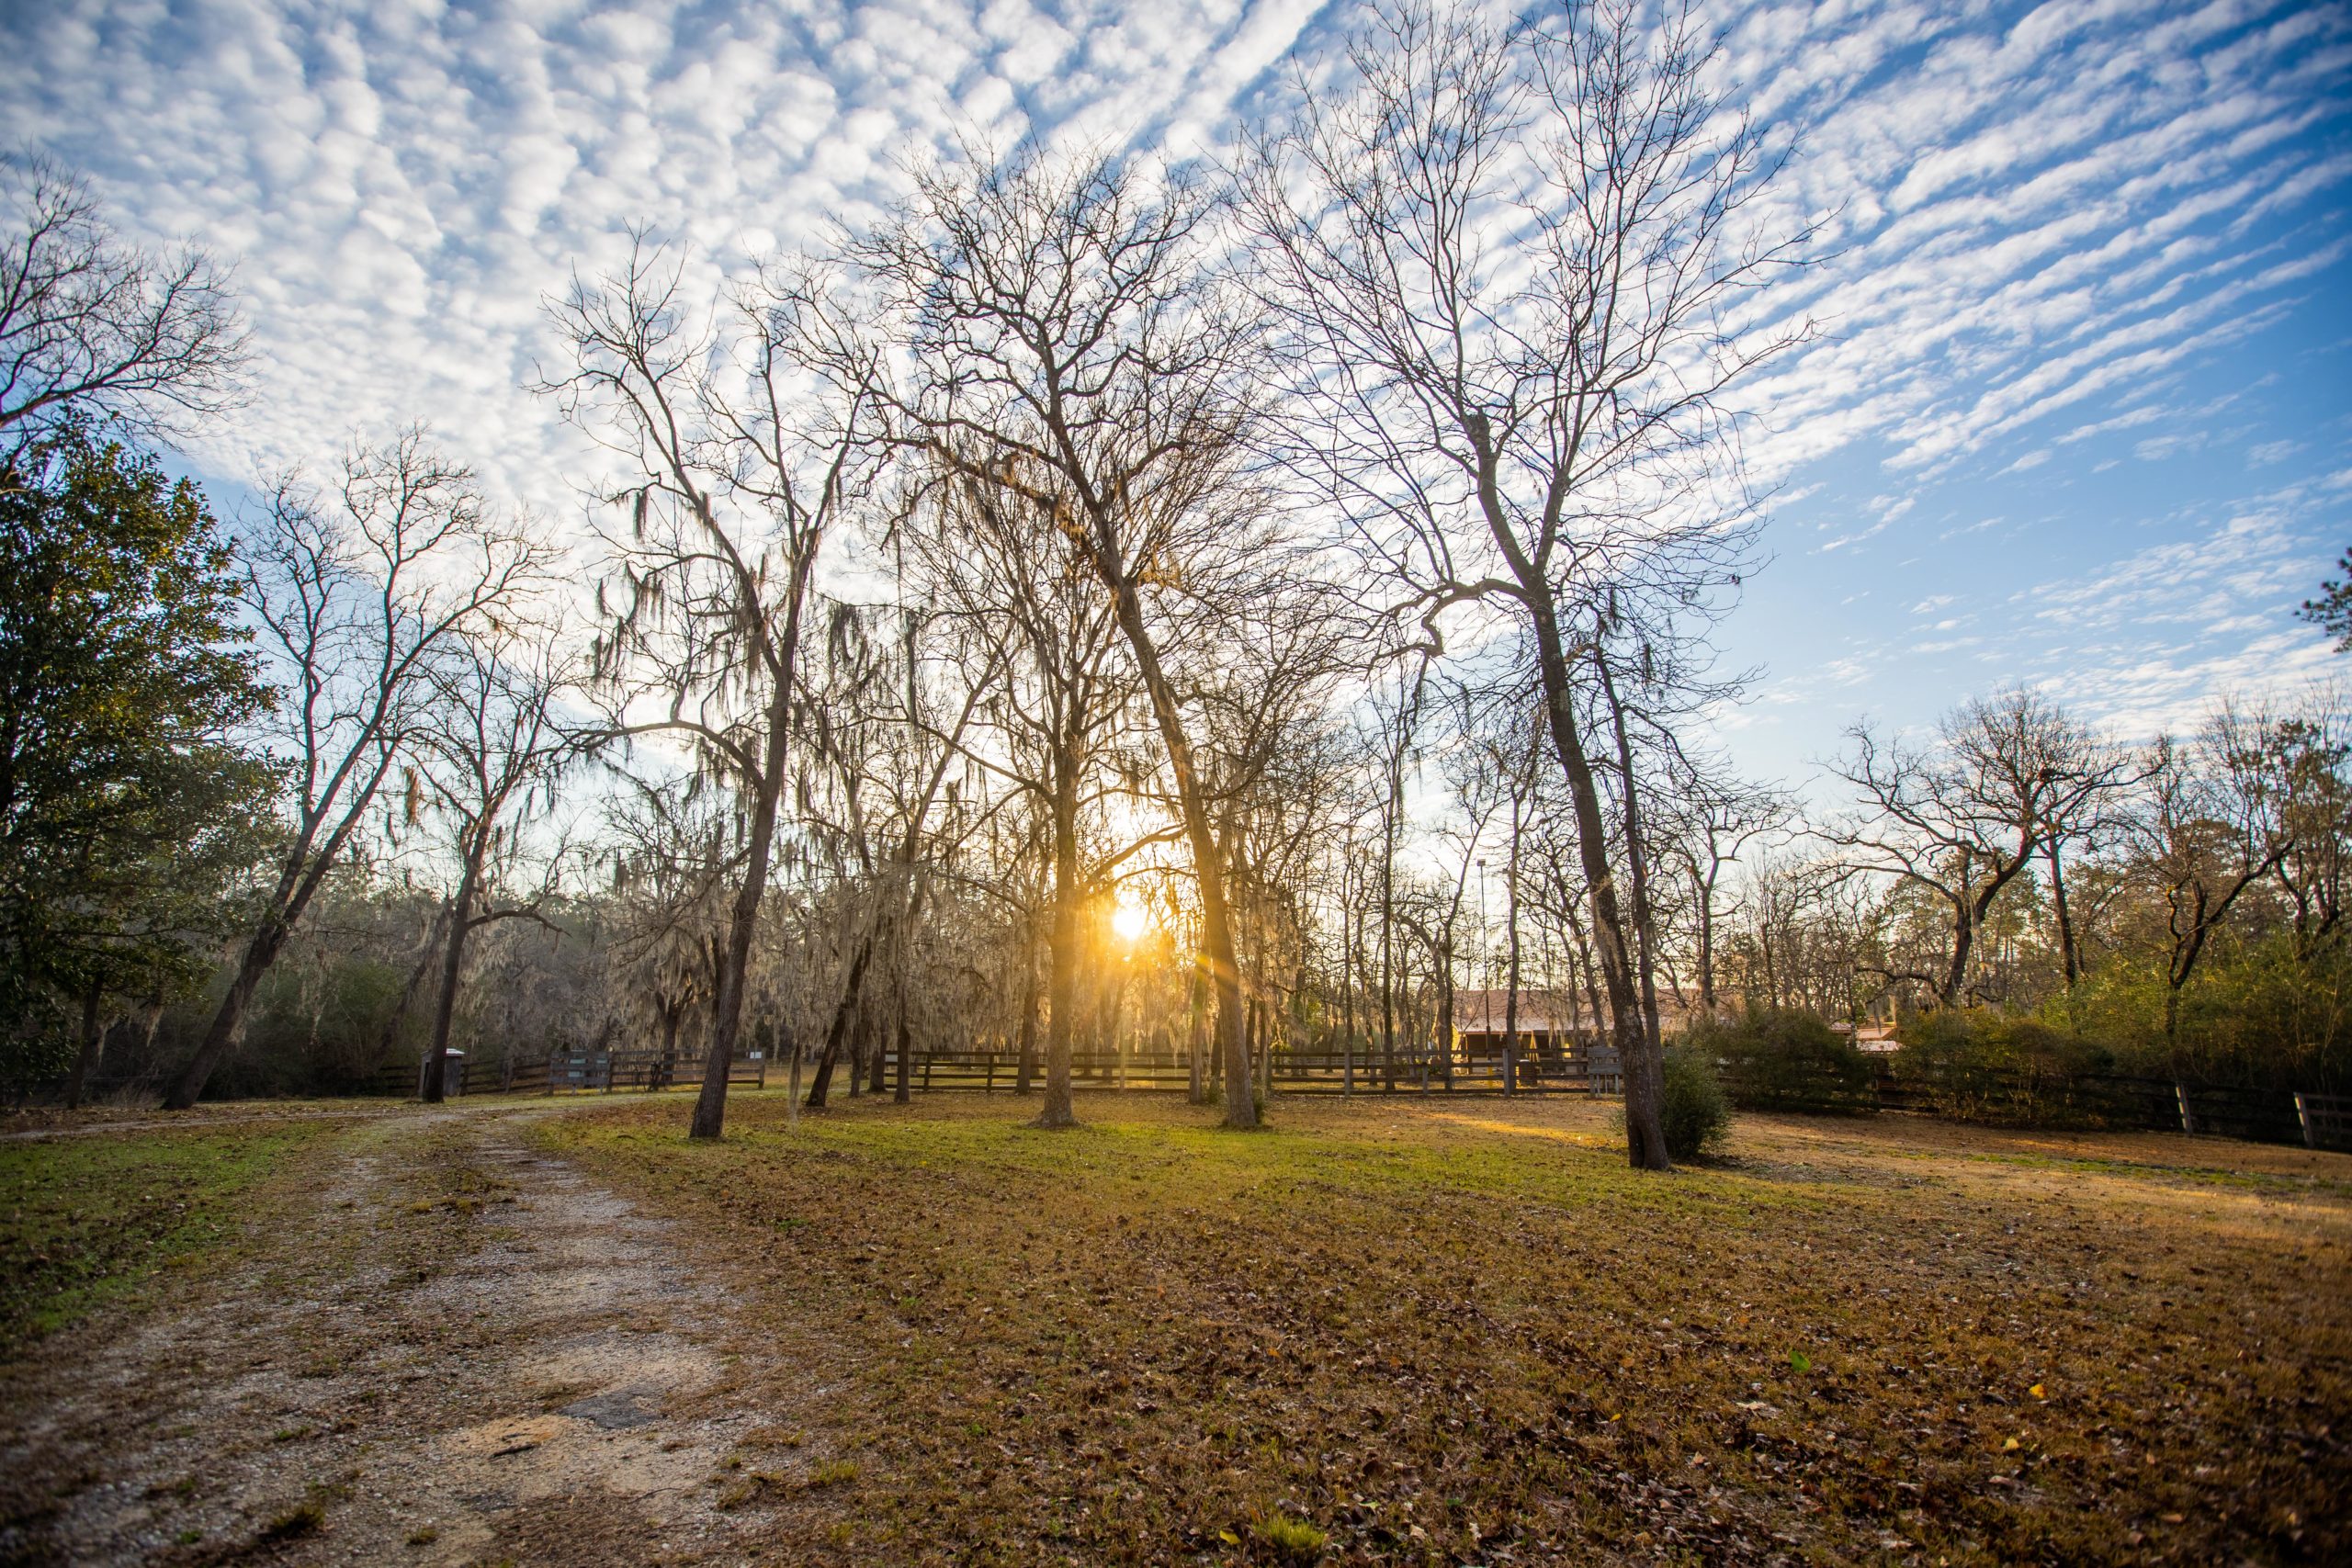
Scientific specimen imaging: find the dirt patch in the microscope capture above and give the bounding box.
[0,1106,850,1565]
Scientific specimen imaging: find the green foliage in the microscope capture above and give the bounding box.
[2300,547,2352,651]
[1260,1512,1329,1562]
[0,1122,322,1346]
[1658,1044,1731,1160]
[1695,1009,1877,1113]
[2064,933,2352,1093]
[1894,1009,2129,1125]
[0,431,276,1085]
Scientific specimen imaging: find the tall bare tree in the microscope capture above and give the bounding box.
[164,432,542,1107]
[853,150,1283,1129]
[1243,0,1806,1167]
[544,241,882,1140]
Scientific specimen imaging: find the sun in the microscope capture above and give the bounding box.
[1111,900,1151,943]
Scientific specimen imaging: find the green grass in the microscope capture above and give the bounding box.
[540,1090,2352,1566]
[0,1122,328,1350]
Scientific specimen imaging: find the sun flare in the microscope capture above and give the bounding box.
[1111,900,1151,943]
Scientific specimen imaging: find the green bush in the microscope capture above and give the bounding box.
[1696,1009,1877,1113]
[1657,1045,1731,1161]
[1894,1008,2130,1127]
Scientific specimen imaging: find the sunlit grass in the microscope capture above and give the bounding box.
[540,1089,2352,1565]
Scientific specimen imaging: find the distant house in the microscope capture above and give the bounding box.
[1450,987,1698,1075]
[1831,1020,1902,1055]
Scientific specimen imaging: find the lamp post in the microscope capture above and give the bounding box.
[1476,859,1488,989]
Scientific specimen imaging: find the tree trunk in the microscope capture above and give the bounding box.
[2048,840,2078,987]
[1038,739,1081,1129]
[807,937,874,1111]
[688,571,810,1141]
[1596,650,1664,1054]
[1694,864,1718,1013]
[1435,939,1455,1090]
[1104,587,1254,1128]
[1340,890,1358,1098]
[420,841,485,1105]
[63,982,107,1110]
[1014,948,1039,1094]
[164,919,289,1109]
[1527,607,1667,1168]
[1503,847,1522,1097]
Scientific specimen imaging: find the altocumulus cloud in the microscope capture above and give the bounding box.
[1,0,2346,763]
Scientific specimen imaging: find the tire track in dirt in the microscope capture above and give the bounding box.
[1,1104,848,1565]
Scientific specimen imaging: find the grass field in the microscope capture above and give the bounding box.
[0,1116,341,1350]
[538,1090,2352,1566]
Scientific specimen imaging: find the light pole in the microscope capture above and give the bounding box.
[1476,859,1488,991]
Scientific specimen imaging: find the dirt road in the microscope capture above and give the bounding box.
[0,1105,844,1566]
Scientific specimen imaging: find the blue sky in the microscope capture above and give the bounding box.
[3,0,2346,803]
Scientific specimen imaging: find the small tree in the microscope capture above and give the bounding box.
[412,627,571,1103]
[544,240,883,1140]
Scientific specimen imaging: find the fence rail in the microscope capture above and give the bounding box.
[362,1041,2347,1154]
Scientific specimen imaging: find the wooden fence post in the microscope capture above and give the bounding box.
[2298,1091,2314,1150]
[2176,1082,2198,1135]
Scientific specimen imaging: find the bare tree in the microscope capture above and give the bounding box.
[906,463,1139,1126]
[413,626,571,1103]
[543,240,882,1140]
[164,432,543,1107]
[1243,0,1807,1167]
[0,155,245,456]
[853,149,1284,1129]
[1827,690,2121,1007]
[1654,761,1792,1015]
[2132,705,2300,1048]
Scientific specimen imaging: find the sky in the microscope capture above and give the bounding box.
[2,0,2346,805]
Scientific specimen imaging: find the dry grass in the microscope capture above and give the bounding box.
[537,1089,2352,1566]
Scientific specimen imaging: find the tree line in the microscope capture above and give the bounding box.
[5,1,2342,1170]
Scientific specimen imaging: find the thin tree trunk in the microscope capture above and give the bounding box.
[1014,946,1039,1094]
[63,982,107,1110]
[1504,830,1523,1096]
[164,923,288,1109]
[420,841,486,1104]
[786,1023,804,1130]
[688,570,811,1141]
[807,937,874,1110]
[1596,649,1664,1055]
[1038,739,1081,1129]
[2048,840,2078,987]
[1340,887,1357,1098]
[1100,580,1252,1128]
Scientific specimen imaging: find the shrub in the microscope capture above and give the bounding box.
[1657,1045,1731,1161]
[1697,1009,1877,1113]
[1894,1009,2130,1126]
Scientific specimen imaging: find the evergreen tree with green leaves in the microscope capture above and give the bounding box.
[0,432,276,1096]
[2301,550,2352,652]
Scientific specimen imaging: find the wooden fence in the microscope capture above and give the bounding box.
[363,1041,2347,1154]
[370,1049,766,1097]
[1721,1064,2352,1152]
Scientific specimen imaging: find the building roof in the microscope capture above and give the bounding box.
[1452,987,1702,1036]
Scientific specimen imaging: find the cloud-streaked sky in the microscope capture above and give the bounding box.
[4,0,2346,796]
